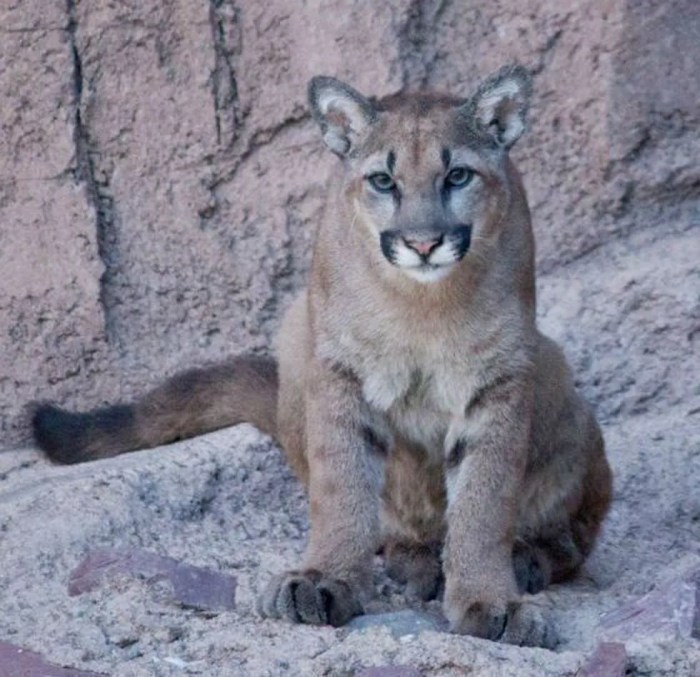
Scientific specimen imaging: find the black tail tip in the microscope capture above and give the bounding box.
[29,401,90,464]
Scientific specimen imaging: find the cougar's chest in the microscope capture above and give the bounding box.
[359,341,472,452]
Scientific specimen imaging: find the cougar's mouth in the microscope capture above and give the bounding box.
[379,225,471,282]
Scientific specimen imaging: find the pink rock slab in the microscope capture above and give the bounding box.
[581,642,627,677]
[68,547,236,612]
[599,568,699,642]
[0,641,106,677]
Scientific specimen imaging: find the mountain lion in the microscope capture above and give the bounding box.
[32,65,612,646]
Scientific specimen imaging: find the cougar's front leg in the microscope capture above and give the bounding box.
[259,359,384,627]
[442,373,549,645]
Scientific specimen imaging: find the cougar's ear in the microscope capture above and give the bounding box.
[464,65,532,149]
[308,76,377,157]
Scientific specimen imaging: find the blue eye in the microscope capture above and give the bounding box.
[367,173,396,193]
[445,166,474,188]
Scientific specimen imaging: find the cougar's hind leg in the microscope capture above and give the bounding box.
[514,426,612,594]
[513,520,595,595]
[512,538,552,595]
[567,427,613,573]
[515,337,613,594]
[380,439,446,600]
[384,538,443,600]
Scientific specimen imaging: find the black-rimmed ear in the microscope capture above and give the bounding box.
[463,65,532,149]
[308,76,377,157]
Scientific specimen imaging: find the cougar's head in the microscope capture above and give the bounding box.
[308,66,532,283]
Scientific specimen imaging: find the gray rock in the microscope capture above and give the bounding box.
[346,610,447,638]
[356,667,423,677]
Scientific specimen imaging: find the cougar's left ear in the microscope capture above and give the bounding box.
[308,76,377,157]
[463,65,532,149]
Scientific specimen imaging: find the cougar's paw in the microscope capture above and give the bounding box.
[501,601,558,649]
[512,541,551,595]
[446,596,556,648]
[446,598,509,640]
[258,569,363,627]
[385,541,443,601]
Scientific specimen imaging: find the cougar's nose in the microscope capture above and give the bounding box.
[402,234,443,257]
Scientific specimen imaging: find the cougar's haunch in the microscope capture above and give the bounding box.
[31,64,611,646]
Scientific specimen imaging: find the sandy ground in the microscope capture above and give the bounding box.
[1,403,698,676]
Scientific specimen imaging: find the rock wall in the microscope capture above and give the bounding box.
[1,0,698,446]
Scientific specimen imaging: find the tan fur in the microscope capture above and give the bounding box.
[33,66,611,645]
[31,356,277,463]
[267,68,611,641]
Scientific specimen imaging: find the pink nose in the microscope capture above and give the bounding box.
[403,235,442,256]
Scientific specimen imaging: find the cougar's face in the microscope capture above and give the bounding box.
[309,68,531,283]
[351,108,508,283]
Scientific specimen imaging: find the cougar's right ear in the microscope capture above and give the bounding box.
[308,77,377,157]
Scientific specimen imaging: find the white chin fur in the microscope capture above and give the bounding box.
[401,265,454,283]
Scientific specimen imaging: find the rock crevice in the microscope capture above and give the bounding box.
[66,0,119,345]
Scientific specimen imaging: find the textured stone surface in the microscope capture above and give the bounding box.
[1,0,698,445]
[68,547,237,611]
[1,0,699,675]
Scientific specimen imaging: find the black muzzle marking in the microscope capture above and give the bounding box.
[379,224,472,266]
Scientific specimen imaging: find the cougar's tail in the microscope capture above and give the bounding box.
[31,355,278,464]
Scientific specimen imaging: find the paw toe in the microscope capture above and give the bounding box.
[318,577,362,626]
[502,602,558,649]
[279,575,326,624]
[449,600,509,640]
[259,570,361,627]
